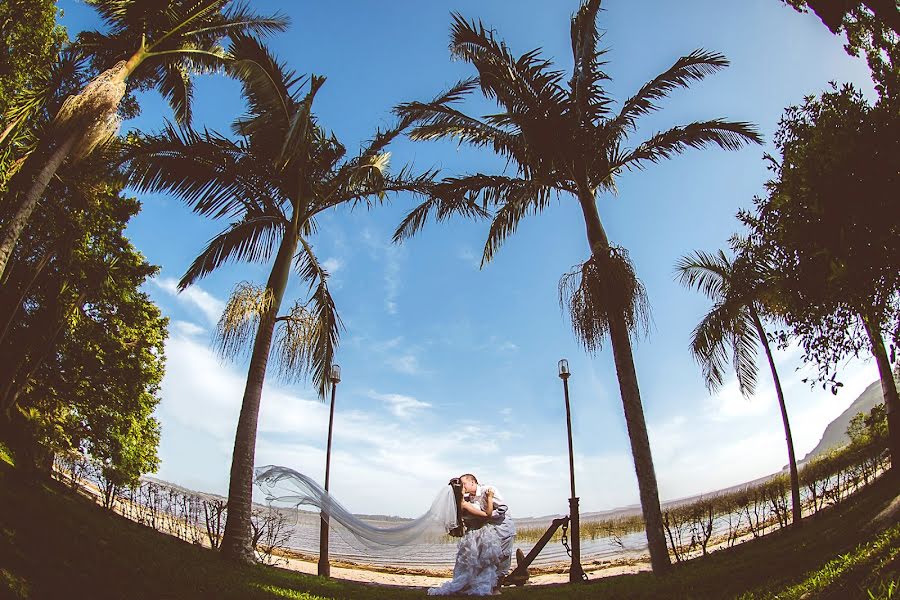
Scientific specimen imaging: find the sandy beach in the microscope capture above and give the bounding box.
[277,550,651,588]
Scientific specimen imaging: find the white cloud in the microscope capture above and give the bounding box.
[386,353,420,374]
[171,320,206,338]
[368,390,432,419]
[322,257,343,274]
[153,277,225,326]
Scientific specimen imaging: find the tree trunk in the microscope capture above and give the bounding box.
[750,306,802,527]
[576,187,671,574]
[861,313,900,469]
[220,227,299,563]
[0,133,77,281]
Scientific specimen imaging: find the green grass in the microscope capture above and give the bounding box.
[0,460,897,599]
[739,522,900,600]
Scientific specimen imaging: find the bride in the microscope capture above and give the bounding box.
[428,473,516,596]
[254,466,516,595]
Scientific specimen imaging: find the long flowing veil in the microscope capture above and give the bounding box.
[255,465,459,550]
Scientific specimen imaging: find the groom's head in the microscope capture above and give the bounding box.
[460,473,478,494]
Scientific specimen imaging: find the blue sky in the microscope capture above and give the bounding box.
[59,0,881,519]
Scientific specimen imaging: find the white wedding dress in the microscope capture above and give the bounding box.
[428,485,516,596]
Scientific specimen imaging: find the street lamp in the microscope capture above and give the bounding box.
[318,364,341,577]
[559,359,586,583]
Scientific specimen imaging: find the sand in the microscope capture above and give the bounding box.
[277,551,651,588]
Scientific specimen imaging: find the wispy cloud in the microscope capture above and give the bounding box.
[152,277,225,326]
[368,390,432,419]
[361,228,403,315]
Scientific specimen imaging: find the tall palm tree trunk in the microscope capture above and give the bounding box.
[750,306,802,527]
[861,312,900,470]
[577,189,671,574]
[220,228,298,563]
[607,314,671,573]
[0,133,77,280]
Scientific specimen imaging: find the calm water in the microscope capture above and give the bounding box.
[283,510,650,570]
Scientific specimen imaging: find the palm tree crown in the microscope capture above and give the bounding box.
[675,249,768,396]
[77,0,288,124]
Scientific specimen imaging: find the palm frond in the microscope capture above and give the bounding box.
[730,309,760,397]
[397,78,525,161]
[227,33,302,135]
[619,119,762,169]
[287,238,344,399]
[608,50,730,138]
[674,249,732,300]
[324,165,436,213]
[690,301,735,392]
[449,13,568,117]
[155,61,194,125]
[559,245,650,353]
[178,215,285,290]
[392,192,491,243]
[125,122,280,221]
[277,75,325,170]
[480,180,554,265]
[570,0,613,123]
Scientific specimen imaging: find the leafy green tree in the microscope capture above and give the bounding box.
[125,35,432,562]
[0,0,68,191]
[0,146,166,481]
[393,1,761,573]
[847,403,888,449]
[739,83,900,467]
[0,0,288,280]
[782,0,899,99]
[676,249,802,527]
[0,0,66,115]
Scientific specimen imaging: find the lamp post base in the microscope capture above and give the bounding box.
[318,515,330,577]
[568,497,586,583]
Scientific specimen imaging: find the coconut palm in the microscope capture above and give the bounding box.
[676,249,802,527]
[392,1,762,573]
[0,0,288,280]
[125,35,433,563]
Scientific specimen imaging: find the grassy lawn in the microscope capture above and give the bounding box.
[0,458,896,599]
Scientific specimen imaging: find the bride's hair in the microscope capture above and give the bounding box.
[460,473,478,484]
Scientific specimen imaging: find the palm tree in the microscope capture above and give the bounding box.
[392,1,762,573]
[0,0,288,280]
[125,35,433,563]
[675,249,802,527]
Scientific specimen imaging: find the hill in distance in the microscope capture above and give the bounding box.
[800,379,885,463]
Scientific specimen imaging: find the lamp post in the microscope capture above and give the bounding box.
[318,364,341,577]
[559,359,586,583]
